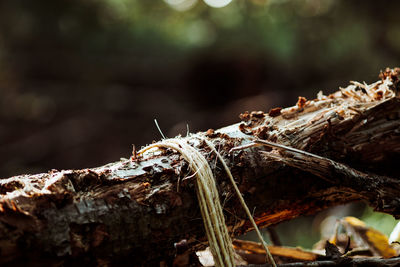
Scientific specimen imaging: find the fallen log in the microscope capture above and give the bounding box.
[1,68,400,266]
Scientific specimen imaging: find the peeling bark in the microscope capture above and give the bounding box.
[1,69,400,266]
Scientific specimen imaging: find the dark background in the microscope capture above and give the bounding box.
[0,0,399,179]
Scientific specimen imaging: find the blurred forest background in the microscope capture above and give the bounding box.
[0,0,399,248]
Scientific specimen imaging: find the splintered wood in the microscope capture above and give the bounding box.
[0,68,399,266]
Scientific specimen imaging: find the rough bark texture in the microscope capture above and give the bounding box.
[1,69,400,266]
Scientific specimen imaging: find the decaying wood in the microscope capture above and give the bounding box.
[1,69,400,266]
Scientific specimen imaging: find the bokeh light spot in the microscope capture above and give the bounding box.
[203,0,233,8]
[164,0,198,11]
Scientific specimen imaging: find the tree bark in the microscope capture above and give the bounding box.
[1,69,400,266]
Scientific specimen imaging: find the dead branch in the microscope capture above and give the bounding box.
[1,68,400,265]
[241,256,400,267]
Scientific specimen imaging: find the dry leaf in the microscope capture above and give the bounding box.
[340,216,397,258]
[233,239,321,261]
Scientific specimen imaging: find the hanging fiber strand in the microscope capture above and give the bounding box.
[139,138,236,267]
[204,139,276,267]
